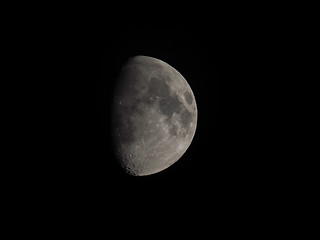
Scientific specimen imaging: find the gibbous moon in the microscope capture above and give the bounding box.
[111,56,197,176]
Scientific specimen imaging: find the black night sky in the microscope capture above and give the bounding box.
[59,20,272,205]
[3,1,306,235]
[25,11,289,229]
[49,20,271,194]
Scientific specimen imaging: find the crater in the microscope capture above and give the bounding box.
[184,91,193,105]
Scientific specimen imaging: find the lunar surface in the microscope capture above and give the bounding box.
[111,56,197,176]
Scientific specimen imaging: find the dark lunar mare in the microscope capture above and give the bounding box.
[169,125,178,136]
[148,77,170,98]
[142,76,184,125]
[180,109,192,128]
[184,91,193,105]
[159,95,183,121]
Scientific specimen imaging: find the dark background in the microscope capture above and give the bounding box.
[0,1,309,237]
[13,9,296,232]
[52,20,274,208]
[40,21,273,197]
[4,3,308,235]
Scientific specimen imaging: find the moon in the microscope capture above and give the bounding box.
[111,56,197,176]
